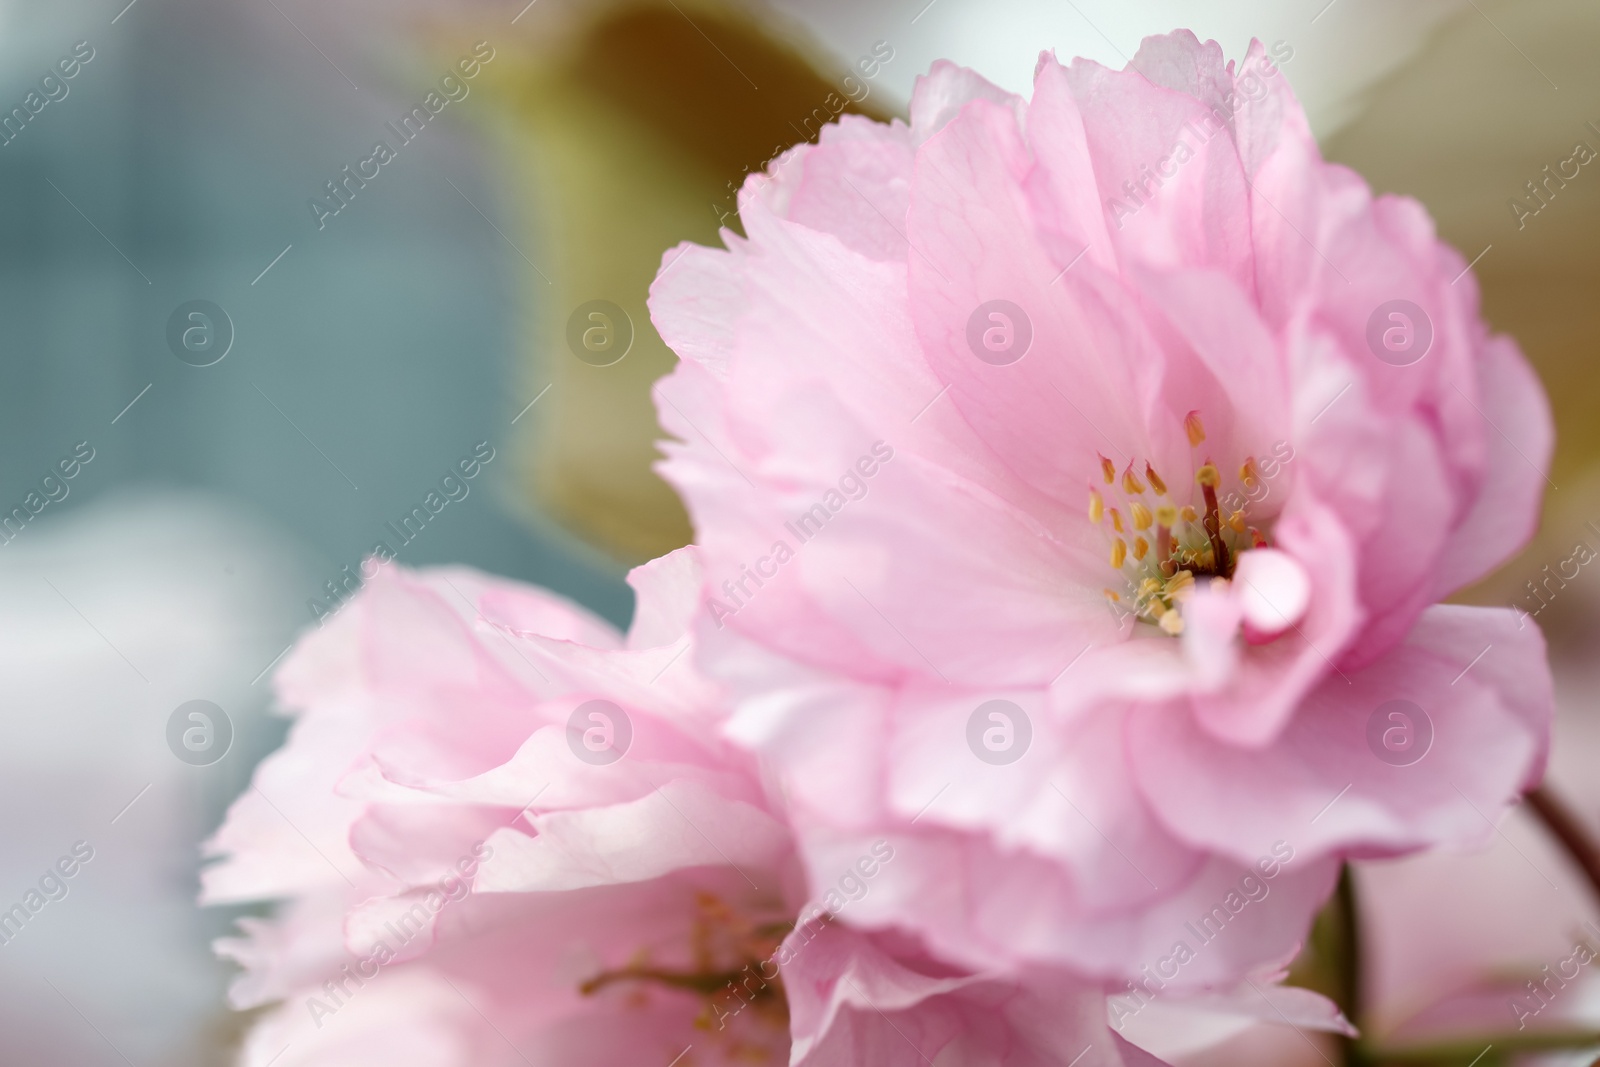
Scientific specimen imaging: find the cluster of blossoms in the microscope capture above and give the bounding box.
[205,30,1554,1066]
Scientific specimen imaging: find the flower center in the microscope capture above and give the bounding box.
[1094,412,1270,636]
[579,892,792,1055]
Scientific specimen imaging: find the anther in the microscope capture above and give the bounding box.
[1130,502,1153,531]
[1228,510,1246,533]
[1099,454,1116,484]
[1123,466,1146,495]
[1089,489,1104,524]
[1184,411,1206,447]
[1111,539,1127,568]
[1109,508,1124,533]
[1145,463,1168,495]
[1132,536,1149,561]
[1180,505,1198,524]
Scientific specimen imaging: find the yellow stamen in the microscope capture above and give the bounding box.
[1158,607,1185,635]
[1165,570,1195,601]
[1123,466,1146,495]
[1111,539,1127,568]
[1130,502,1153,531]
[1180,505,1199,523]
[1103,587,1121,603]
[1184,411,1206,447]
[1099,454,1116,485]
[1109,508,1124,533]
[1228,510,1246,533]
[1089,489,1104,524]
[1195,464,1220,489]
[1132,536,1149,561]
[1145,463,1168,495]
[1155,504,1178,527]
[1138,577,1162,597]
[1239,458,1260,489]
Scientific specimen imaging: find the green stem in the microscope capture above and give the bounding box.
[1335,864,1375,1067]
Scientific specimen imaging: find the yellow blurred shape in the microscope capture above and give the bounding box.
[477,1,892,562]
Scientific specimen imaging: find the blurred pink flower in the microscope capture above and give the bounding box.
[1343,647,1600,1060]
[202,551,788,1064]
[202,551,1165,1066]
[649,31,1555,985]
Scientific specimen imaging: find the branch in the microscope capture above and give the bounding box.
[1526,783,1600,905]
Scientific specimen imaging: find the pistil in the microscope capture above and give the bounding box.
[1195,463,1231,578]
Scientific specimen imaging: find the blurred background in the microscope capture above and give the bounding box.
[0,0,1596,1064]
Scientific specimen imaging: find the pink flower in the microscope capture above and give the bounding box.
[203,552,1161,1065]
[649,32,1555,985]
